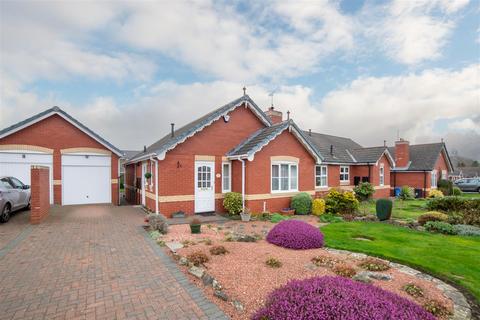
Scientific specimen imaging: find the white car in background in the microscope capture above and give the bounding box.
[0,176,31,223]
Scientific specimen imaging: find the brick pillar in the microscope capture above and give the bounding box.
[30,165,50,224]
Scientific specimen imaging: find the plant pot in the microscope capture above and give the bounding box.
[240,213,251,222]
[190,224,201,234]
[281,208,295,216]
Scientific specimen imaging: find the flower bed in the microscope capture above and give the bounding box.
[253,276,435,320]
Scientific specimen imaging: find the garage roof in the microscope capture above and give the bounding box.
[0,106,123,157]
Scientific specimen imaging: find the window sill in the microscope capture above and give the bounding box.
[315,186,329,191]
[340,181,350,185]
[270,190,299,195]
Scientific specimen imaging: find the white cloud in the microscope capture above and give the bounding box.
[0,2,156,83]
[448,118,480,134]
[366,0,470,65]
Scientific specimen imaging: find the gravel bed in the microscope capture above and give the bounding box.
[164,220,454,320]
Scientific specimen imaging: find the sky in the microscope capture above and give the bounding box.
[1,0,479,160]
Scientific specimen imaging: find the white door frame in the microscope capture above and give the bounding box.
[141,162,147,206]
[194,161,215,213]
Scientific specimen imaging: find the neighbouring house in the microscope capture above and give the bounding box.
[119,150,140,187]
[0,107,123,205]
[124,95,398,217]
[389,140,454,197]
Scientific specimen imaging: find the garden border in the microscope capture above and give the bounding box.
[325,247,473,320]
[139,226,228,320]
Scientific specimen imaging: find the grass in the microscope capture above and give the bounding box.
[359,199,428,220]
[460,192,480,199]
[321,222,480,301]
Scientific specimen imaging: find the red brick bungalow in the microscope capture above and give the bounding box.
[389,139,454,197]
[124,95,396,217]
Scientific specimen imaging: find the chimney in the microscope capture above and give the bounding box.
[265,106,283,124]
[170,123,175,138]
[309,129,312,136]
[143,145,146,152]
[330,145,334,155]
[395,138,410,167]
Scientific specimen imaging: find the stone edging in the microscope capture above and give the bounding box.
[0,225,33,259]
[139,227,228,320]
[325,248,472,320]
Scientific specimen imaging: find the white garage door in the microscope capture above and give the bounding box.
[62,154,111,205]
[0,151,54,204]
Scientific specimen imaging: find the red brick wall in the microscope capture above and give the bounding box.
[244,130,316,213]
[30,166,49,224]
[0,114,120,205]
[394,140,410,167]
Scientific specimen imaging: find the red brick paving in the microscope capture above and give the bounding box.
[0,205,226,320]
[0,210,30,249]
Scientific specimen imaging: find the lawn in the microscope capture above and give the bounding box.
[321,222,480,301]
[359,199,428,220]
[460,192,480,199]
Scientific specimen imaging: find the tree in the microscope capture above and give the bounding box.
[472,160,479,167]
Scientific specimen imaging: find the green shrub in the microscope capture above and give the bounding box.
[270,213,290,223]
[437,179,453,196]
[417,211,448,226]
[319,213,344,223]
[291,192,312,215]
[358,257,390,271]
[312,198,326,216]
[452,186,462,196]
[265,257,282,268]
[463,202,480,226]
[403,284,424,298]
[452,224,480,236]
[446,211,464,225]
[223,192,243,215]
[427,189,444,198]
[375,198,393,221]
[426,196,467,212]
[423,300,452,317]
[399,186,414,200]
[424,221,456,235]
[353,182,375,201]
[325,189,359,214]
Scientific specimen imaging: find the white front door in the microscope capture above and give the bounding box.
[141,162,147,206]
[62,154,111,205]
[0,151,54,204]
[194,161,215,213]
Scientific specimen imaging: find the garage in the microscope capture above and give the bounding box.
[0,106,123,206]
[62,153,111,205]
[0,150,54,203]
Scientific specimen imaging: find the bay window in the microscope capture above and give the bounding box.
[272,162,298,192]
[315,165,328,187]
[340,166,349,182]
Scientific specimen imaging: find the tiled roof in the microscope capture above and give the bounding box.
[227,120,323,161]
[128,95,271,162]
[0,106,123,156]
[122,150,141,160]
[352,146,391,163]
[303,131,362,163]
[388,143,450,171]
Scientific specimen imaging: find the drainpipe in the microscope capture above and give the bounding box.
[367,163,371,183]
[150,156,159,215]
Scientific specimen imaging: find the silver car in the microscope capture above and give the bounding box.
[454,178,480,193]
[0,176,31,223]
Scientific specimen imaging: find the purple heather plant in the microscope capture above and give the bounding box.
[252,276,435,320]
[266,220,324,250]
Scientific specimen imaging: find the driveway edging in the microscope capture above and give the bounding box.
[139,226,229,320]
[0,225,33,259]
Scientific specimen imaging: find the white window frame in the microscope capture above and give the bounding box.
[431,170,437,188]
[340,166,350,183]
[315,165,328,188]
[379,164,385,186]
[271,161,298,193]
[441,170,447,180]
[222,162,231,193]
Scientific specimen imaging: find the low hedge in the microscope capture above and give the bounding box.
[426,197,480,226]
[291,192,312,215]
[417,211,448,226]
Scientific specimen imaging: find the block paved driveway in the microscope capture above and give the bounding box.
[0,205,227,320]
